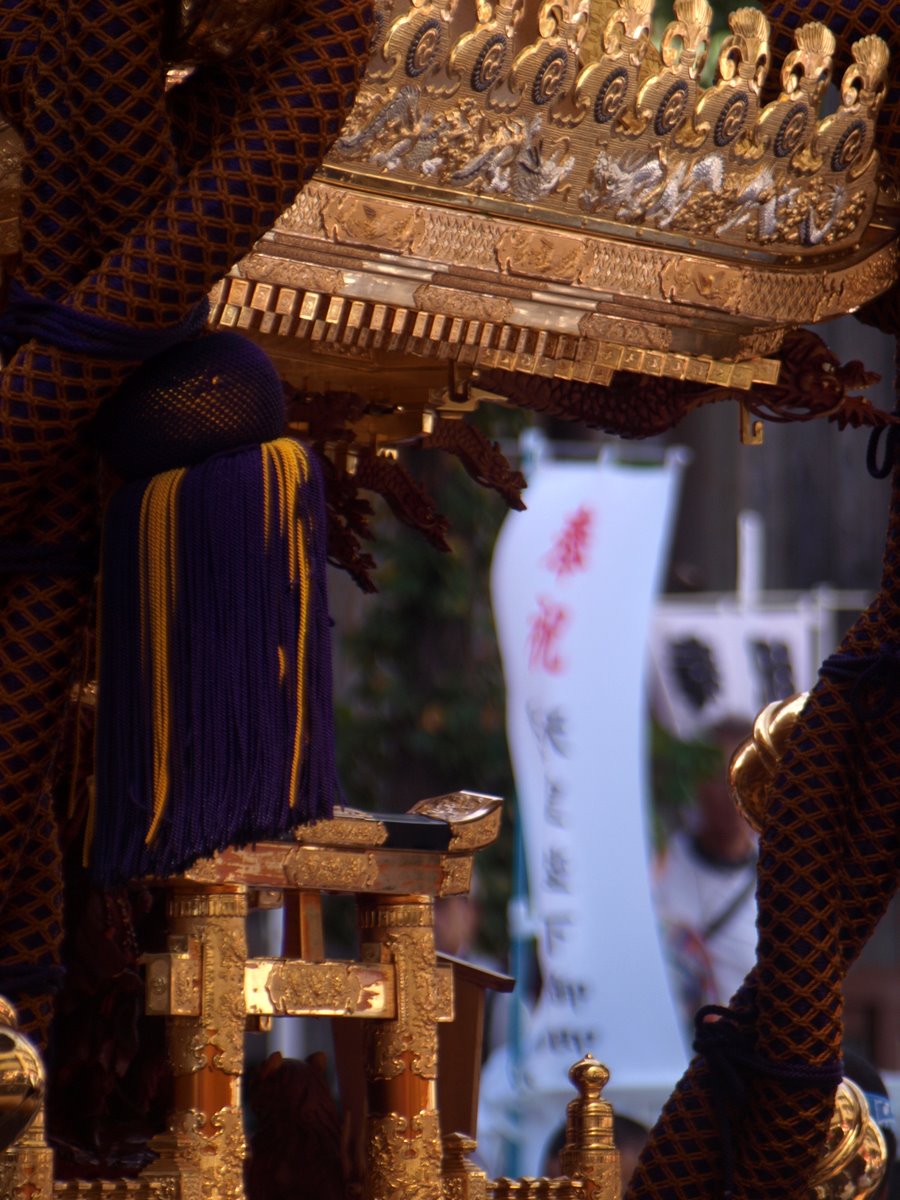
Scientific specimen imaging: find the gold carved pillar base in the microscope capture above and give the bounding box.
[159,885,249,1200]
[361,894,444,1200]
[0,1110,53,1200]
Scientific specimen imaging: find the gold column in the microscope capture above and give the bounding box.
[560,1057,620,1200]
[147,884,248,1200]
[359,894,443,1200]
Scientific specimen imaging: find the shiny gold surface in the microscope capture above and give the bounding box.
[0,1000,44,1155]
[360,895,445,1200]
[369,1109,444,1200]
[361,896,445,1081]
[2,793,681,1200]
[142,935,203,1017]
[443,1133,490,1200]
[179,792,501,895]
[809,1079,889,1200]
[441,1053,624,1198]
[166,887,248,1078]
[0,1109,53,1200]
[330,0,888,257]
[411,791,505,852]
[729,691,809,832]
[212,0,900,392]
[560,1056,621,1200]
[244,958,398,1017]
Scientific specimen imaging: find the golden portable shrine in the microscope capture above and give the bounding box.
[0,0,898,1197]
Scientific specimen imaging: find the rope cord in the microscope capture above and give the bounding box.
[0,0,370,1044]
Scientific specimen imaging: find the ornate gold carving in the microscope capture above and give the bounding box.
[144,1107,245,1200]
[295,806,390,848]
[360,906,434,930]
[361,898,442,1080]
[54,1182,179,1198]
[0,1110,53,1200]
[164,889,248,1077]
[204,1107,246,1200]
[410,792,503,852]
[324,1,890,257]
[244,959,396,1018]
[283,845,382,891]
[200,914,247,1075]
[442,1134,489,1200]
[439,856,473,895]
[413,284,514,324]
[167,893,247,919]
[322,192,428,252]
[734,327,786,359]
[220,170,899,384]
[142,937,203,1017]
[367,1109,444,1200]
[658,258,749,313]
[496,228,588,281]
[560,1056,621,1200]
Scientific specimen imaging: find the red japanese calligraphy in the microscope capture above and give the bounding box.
[528,597,569,674]
[544,505,595,579]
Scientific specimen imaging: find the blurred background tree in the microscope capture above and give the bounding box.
[331,407,525,960]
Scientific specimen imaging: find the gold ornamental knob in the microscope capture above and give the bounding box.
[0,998,45,1153]
[809,1079,888,1200]
[729,692,809,833]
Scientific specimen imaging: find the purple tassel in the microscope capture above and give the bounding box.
[91,441,336,885]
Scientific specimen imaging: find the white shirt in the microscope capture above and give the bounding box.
[652,830,758,1036]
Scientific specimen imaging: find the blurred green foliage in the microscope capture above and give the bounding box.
[334,409,525,960]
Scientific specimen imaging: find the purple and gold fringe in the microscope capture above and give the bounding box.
[91,438,335,884]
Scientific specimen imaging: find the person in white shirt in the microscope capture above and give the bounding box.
[652,720,758,1042]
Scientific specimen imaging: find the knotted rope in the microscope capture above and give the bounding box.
[0,0,370,1044]
[626,457,900,1199]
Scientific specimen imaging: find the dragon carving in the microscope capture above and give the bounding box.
[288,327,888,590]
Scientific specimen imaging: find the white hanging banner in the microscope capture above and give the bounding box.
[491,452,686,1100]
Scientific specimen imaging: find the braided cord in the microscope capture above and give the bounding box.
[626,463,900,1200]
[0,0,371,1044]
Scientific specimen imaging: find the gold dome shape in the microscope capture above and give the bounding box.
[0,998,45,1153]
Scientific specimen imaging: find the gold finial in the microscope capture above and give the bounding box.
[601,0,653,62]
[782,22,835,101]
[841,34,890,112]
[718,8,769,90]
[569,1053,611,1099]
[560,1055,620,1198]
[661,0,712,75]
